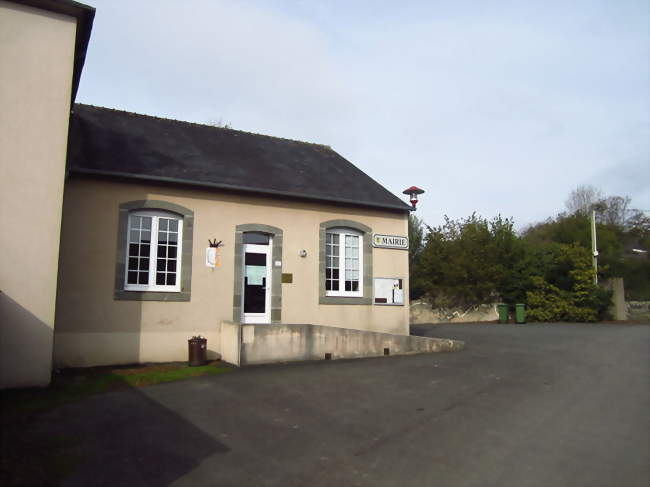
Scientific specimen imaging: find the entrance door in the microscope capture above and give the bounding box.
[242,240,272,323]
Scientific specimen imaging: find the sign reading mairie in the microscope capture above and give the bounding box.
[372,233,409,250]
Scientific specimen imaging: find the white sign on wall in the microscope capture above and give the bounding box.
[372,233,409,250]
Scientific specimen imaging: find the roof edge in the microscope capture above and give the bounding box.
[70,168,412,213]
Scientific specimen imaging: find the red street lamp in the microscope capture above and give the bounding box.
[402,186,425,210]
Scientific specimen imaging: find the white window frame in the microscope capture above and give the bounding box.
[325,228,363,298]
[124,210,183,292]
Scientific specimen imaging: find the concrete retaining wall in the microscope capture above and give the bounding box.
[603,278,627,320]
[238,323,464,366]
[627,301,650,321]
[410,300,498,324]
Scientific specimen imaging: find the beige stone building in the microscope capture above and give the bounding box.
[0,0,94,388]
[2,0,425,386]
[54,105,412,368]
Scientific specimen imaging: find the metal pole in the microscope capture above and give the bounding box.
[591,209,598,284]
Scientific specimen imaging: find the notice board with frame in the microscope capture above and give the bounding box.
[373,277,404,306]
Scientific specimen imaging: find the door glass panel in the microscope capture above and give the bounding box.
[244,252,266,313]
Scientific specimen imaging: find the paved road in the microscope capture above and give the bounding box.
[43,324,648,487]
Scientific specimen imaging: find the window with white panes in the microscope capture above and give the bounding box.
[125,210,182,292]
[325,228,362,297]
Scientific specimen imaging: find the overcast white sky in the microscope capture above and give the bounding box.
[76,0,649,229]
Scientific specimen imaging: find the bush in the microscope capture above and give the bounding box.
[526,244,611,322]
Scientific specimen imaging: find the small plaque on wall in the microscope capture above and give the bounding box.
[282,273,293,283]
[374,278,404,305]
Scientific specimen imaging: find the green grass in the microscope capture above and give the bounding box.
[0,362,232,416]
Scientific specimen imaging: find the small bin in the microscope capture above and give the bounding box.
[188,336,207,366]
[515,304,526,324]
[497,303,509,324]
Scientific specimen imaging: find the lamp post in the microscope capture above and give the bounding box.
[402,186,425,210]
[591,208,598,285]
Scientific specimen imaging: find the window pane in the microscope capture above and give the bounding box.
[326,233,332,244]
[332,280,339,291]
[138,272,149,284]
[166,273,176,285]
[156,273,165,285]
[142,217,152,230]
[139,258,148,270]
[243,232,269,245]
[351,281,359,291]
[168,232,178,243]
[159,219,168,231]
[168,260,177,272]
[332,246,339,256]
[129,243,139,256]
[140,230,151,244]
[332,269,339,279]
[157,259,166,271]
[325,268,331,279]
[158,232,167,245]
[140,244,150,257]
[128,271,138,284]
[326,280,332,291]
[168,246,177,259]
[131,216,141,229]
[158,245,167,258]
[345,281,351,291]
[168,219,178,232]
[128,258,138,270]
[129,229,139,243]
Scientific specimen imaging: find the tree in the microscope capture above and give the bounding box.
[565,184,604,215]
[600,195,631,227]
[416,214,525,307]
[408,214,425,269]
[408,214,428,299]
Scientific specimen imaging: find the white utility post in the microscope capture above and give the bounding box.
[591,209,598,284]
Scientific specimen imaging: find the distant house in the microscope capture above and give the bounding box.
[1,0,417,387]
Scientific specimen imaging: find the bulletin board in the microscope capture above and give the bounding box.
[373,278,404,306]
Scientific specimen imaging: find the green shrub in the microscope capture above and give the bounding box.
[526,245,611,322]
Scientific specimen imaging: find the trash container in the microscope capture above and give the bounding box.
[497,303,509,324]
[188,335,207,366]
[515,304,526,324]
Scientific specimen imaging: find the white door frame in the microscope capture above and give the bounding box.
[242,241,272,324]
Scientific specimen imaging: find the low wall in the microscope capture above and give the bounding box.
[627,301,650,321]
[410,300,498,324]
[239,323,464,366]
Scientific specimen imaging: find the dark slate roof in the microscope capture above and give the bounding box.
[68,104,411,212]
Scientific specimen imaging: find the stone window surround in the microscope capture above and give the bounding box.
[319,219,372,305]
[233,224,283,323]
[115,200,194,302]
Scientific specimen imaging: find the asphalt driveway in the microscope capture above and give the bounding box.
[28,324,650,486]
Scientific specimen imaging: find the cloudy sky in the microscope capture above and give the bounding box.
[77,0,649,229]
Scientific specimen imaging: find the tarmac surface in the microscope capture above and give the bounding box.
[43,323,649,487]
